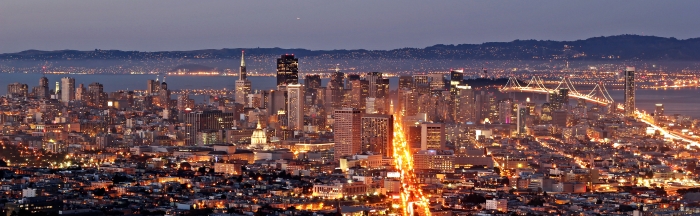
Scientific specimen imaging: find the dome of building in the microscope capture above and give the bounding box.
[250,120,267,148]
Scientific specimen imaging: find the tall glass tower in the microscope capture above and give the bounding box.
[624,67,635,117]
[276,54,299,85]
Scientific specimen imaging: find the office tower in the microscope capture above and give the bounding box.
[266,88,287,118]
[276,54,299,85]
[400,89,419,116]
[516,104,527,137]
[247,90,268,109]
[624,67,635,117]
[414,150,454,173]
[7,83,28,98]
[147,79,160,95]
[76,84,85,101]
[557,88,569,110]
[654,104,664,122]
[498,99,513,123]
[38,77,49,99]
[327,68,345,112]
[350,79,369,111]
[160,81,171,109]
[366,72,384,98]
[412,75,431,94]
[305,74,322,89]
[377,78,390,99]
[235,51,252,105]
[87,82,106,108]
[450,69,464,89]
[361,114,394,157]
[334,108,362,160]
[177,94,194,112]
[407,124,422,150]
[399,76,413,89]
[286,83,304,131]
[421,122,445,150]
[60,77,75,103]
[183,110,237,146]
[454,84,475,123]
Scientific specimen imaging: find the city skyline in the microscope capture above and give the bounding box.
[2,1,700,53]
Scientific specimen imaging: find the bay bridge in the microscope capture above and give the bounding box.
[499,76,700,148]
[500,76,616,105]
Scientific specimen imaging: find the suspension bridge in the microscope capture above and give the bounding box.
[500,76,616,105]
[500,76,700,148]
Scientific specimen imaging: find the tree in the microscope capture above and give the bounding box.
[527,197,545,206]
[493,167,501,175]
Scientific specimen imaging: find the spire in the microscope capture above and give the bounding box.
[241,50,246,67]
[256,117,262,129]
[239,50,247,80]
[335,64,340,73]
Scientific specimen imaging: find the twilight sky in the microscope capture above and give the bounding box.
[1,1,699,53]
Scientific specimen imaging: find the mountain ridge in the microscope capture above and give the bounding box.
[4,35,700,61]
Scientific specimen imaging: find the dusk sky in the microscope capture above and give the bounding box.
[1,1,699,53]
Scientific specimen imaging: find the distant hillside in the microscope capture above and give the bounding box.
[3,35,700,61]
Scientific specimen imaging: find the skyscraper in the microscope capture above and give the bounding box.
[38,77,49,99]
[87,82,106,108]
[60,77,75,103]
[183,110,236,146]
[361,114,394,157]
[235,51,252,105]
[366,72,384,98]
[305,74,322,89]
[516,104,527,137]
[654,104,664,121]
[286,83,304,131]
[327,66,345,112]
[334,108,362,160]
[421,122,445,150]
[454,84,475,123]
[276,54,299,85]
[624,67,635,117]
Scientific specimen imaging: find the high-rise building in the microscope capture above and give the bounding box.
[327,67,345,111]
[159,81,170,109]
[87,82,106,108]
[361,114,394,157]
[516,104,527,137]
[60,77,75,103]
[421,122,445,150]
[498,99,513,124]
[414,150,454,173]
[334,108,362,160]
[454,84,475,123]
[365,72,384,98]
[7,82,28,98]
[286,83,304,131]
[38,77,49,99]
[450,69,464,89]
[235,51,252,105]
[276,54,299,85]
[183,110,237,146]
[624,67,635,117]
[305,74,322,89]
[147,79,160,95]
[654,103,664,122]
